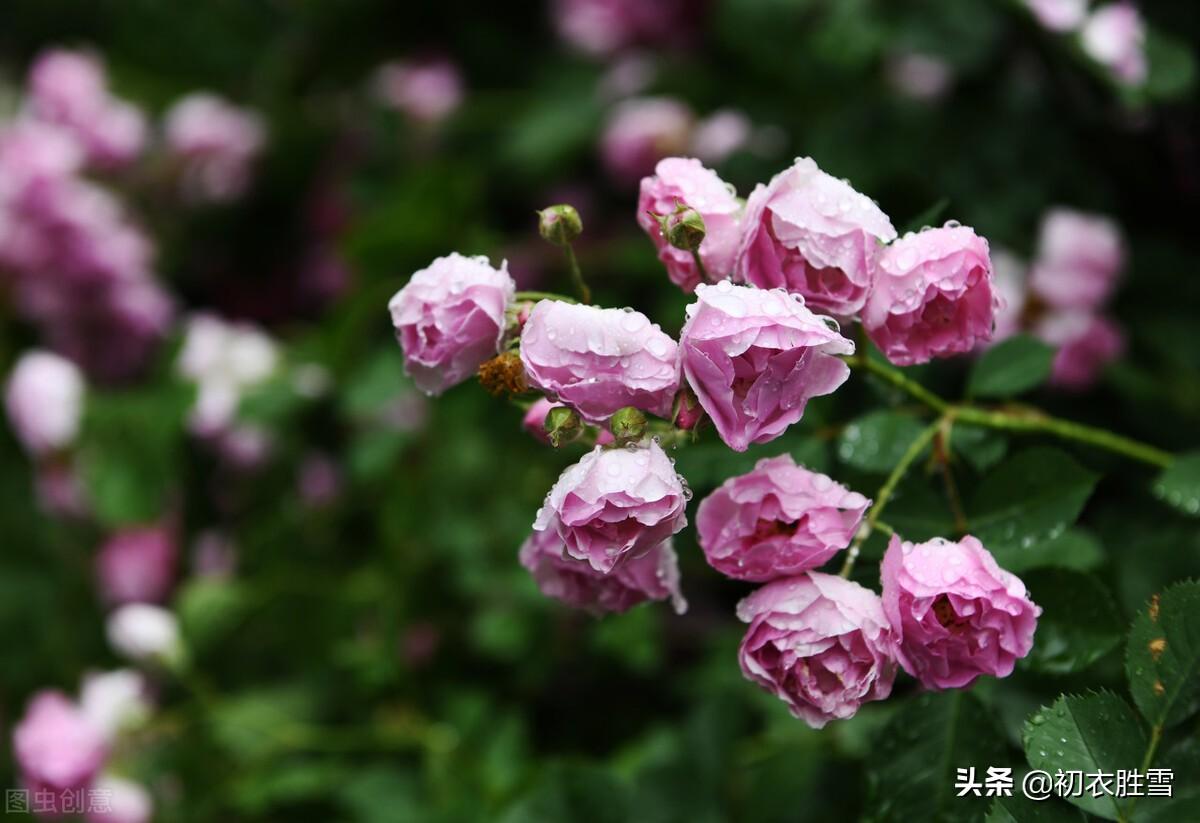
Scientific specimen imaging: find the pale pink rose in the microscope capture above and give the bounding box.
[95,525,177,605]
[520,528,686,615]
[12,691,108,808]
[533,441,688,574]
[1035,310,1125,389]
[176,314,279,436]
[737,573,896,728]
[697,456,869,581]
[881,535,1040,690]
[735,157,898,316]
[600,97,694,184]
[1081,3,1148,85]
[164,93,266,203]
[85,775,153,823]
[863,225,998,365]
[106,604,182,664]
[4,350,85,456]
[636,156,742,291]
[680,282,853,452]
[690,109,753,165]
[519,301,680,422]
[1024,0,1087,32]
[373,58,463,123]
[389,254,515,395]
[1028,209,1124,311]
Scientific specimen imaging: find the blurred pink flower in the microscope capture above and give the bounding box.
[164,93,266,203]
[690,109,753,164]
[373,58,463,123]
[1024,0,1087,32]
[85,775,153,823]
[1081,3,1148,86]
[12,691,108,811]
[600,97,694,184]
[1028,208,1124,311]
[298,452,342,507]
[886,52,953,101]
[4,350,85,457]
[553,0,694,57]
[95,525,178,606]
[1036,310,1125,389]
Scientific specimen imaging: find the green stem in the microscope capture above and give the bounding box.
[563,244,591,304]
[690,249,710,284]
[840,417,943,577]
[514,290,577,304]
[845,355,950,413]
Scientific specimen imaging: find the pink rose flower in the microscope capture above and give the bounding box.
[520,528,686,615]
[533,441,688,573]
[12,691,108,807]
[85,775,153,823]
[95,525,177,605]
[1028,209,1124,312]
[600,97,694,184]
[697,456,869,581]
[1081,3,1147,86]
[735,157,897,316]
[1024,0,1087,32]
[164,93,266,203]
[680,281,854,452]
[737,573,896,728]
[519,300,679,422]
[373,58,464,123]
[1035,310,1125,390]
[863,225,998,365]
[881,534,1040,690]
[5,350,85,457]
[388,253,516,395]
[553,0,692,56]
[636,156,742,291]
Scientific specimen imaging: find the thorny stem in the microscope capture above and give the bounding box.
[563,244,591,304]
[840,417,943,578]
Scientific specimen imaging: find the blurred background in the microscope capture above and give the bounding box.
[1,1,1198,821]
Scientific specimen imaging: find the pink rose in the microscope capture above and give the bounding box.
[533,441,688,573]
[4,350,85,457]
[863,225,998,366]
[1035,310,1124,390]
[1024,0,1087,32]
[95,525,177,605]
[519,300,679,422]
[636,157,742,291]
[697,456,869,581]
[1081,3,1147,86]
[680,282,854,452]
[881,534,1040,690]
[164,93,266,203]
[600,97,694,184]
[12,691,108,807]
[388,253,516,395]
[373,58,463,123]
[553,0,692,56]
[1028,209,1124,311]
[520,528,686,615]
[737,573,896,728]
[690,109,753,165]
[735,157,897,316]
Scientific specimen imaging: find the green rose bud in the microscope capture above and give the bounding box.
[537,204,583,247]
[609,406,647,444]
[544,405,582,447]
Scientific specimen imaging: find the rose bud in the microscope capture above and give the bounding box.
[862,225,997,366]
[737,573,896,728]
[697,456,869,581]
[520,528,686,615]
[637,157,741,291]
[519,301,679,422]
[1035,310,1124,390]
[537,204,583,247]
[86,775,153,823]
[12,691,108,811]
[1028,209,1124,312]
[672,388,704,431]
[95,525,177,606]
[735,156,897,316]
[545,405,583,447]
[881,534,1040,690]
[533,440,688,574]
[388,253,516,396]
[680,282,854,452]
[4,350,85,457]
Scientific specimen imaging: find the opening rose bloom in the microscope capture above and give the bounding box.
[520,528,686,615]
[4,350,85,457]
[881,535,1040,690]
[697,456,869,581]
[533,441,687,574]
[637,157,742,291]
[681,281,854,452]
[736,156,897,317]
[389,253,516,396]
[95,525,178,605]
[862,225,997,366]
[12,691,108,810]
[520,301,679,422]
[1028,209,1124,312]
[737,573,896,729]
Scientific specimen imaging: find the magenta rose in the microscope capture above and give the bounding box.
[636,156,742,291]
[737,573,896,728]
[533,440,688,574]
[13,691,108,810]
[520,528,686,615]
[697,455,869,581]
[881,534,1040,690]
[680,281,854,452]
[863,225,997,365]
[1035,310,1124,390]
[95,525,178,605]
[520,300,679,422]
[388,253,516,395]
[1028,209,1123,312]
[735,157,897,316]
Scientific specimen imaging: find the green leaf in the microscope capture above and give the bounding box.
[1144,29,1197,101]
[837,410,927,473]
[177,578,250,652]
[968,448,1099,557]
[1126,580,1200,729]
[1022,692,1146,820]
[1152,451,1200,517]
[986,795,1085,822]
[498,763,632,823]
[865,691,1008,822]
[950,425,1009,473]
[994,528,1104,574]
[968,335,1056,399]
[1021,570,1122,674]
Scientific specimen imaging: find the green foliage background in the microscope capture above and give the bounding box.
[1,1,1198,821]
